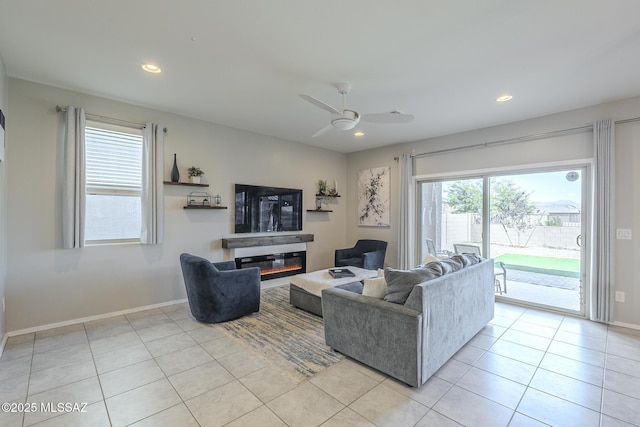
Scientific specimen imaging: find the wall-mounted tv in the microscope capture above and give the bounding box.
[234,184,303,233]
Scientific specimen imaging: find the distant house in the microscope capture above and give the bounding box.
[536,201,581,225]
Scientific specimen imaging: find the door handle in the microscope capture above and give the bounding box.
[576,234,582,247]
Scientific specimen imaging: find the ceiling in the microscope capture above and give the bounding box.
[1,1,640,153]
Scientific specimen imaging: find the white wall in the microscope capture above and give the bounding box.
[347,96,640,327]
[6,78,348,332]
[0,55,7,341]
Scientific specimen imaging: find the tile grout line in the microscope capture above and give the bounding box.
[506,307,563,426]
[123,311,200,426]
[21,335,35,427]
[83,321,113,427]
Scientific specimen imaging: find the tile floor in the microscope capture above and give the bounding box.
[1,295,640,427]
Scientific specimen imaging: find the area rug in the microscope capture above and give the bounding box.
[219,285,344,379]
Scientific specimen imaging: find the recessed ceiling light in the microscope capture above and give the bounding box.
[496,94,513,102]
[354,131,365,137]
[142,63,161,74]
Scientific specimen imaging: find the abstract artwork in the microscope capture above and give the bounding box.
[358,166,390,226]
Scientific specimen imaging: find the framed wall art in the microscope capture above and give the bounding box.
[357,166,390,226]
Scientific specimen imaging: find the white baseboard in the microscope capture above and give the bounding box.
[6,282,291,338]
[7,298,188,337]
[610,320,640,331]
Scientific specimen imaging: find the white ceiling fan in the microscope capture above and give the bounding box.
[299,83,414,137]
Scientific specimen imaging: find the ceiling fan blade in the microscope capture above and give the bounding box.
[361,112,415,124]
[299,94,342,115]
[312,124,333,138]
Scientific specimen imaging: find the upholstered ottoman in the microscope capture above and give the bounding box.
[289,267,376,316]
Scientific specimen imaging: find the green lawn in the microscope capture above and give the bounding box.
[494,253,580,274]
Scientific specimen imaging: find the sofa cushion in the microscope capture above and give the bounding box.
[384,266,439,304]
[362,277,387,299]
[383,254,483,304]
[452,253,483,267]
[335,281,364,294]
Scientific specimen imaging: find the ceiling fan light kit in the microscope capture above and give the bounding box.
[299,82,414,137]
[331,110,360,130]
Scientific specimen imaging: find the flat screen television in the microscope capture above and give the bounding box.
[234,184,303,233]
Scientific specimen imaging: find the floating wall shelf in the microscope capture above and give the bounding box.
[164,181,209,187]
[184,206,227,210]
[222,234,314,249]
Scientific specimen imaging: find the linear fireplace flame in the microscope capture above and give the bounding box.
[260,265,302,277]
[235,251,306,281]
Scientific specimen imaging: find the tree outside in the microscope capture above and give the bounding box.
[445,178,538,247]
[446,180,482,214]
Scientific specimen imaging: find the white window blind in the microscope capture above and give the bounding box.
[85,125,142,193]
[84,122,143,243]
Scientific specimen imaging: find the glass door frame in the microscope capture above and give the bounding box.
[415,160,592,317]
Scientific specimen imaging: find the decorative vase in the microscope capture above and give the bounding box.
[190,176,201,184]
[170,153,180,182]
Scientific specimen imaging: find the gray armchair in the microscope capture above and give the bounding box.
[335,239,387,270]
[180,253,260,323]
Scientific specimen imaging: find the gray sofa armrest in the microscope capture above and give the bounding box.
[322,287,423,387]
[404,259,495,382]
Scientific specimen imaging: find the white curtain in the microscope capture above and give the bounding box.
[62,107,86,249]
[141,122,164,244]
[591,119,615,323]
[398,153,415,269]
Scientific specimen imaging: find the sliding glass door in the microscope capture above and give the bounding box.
[418,167,586,315]
[419,177,484,262]
[488,169,585,313]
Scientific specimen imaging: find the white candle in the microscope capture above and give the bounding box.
[334,179,338,194]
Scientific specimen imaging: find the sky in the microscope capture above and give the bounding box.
[437,169,583,213]
[495,169,582,204]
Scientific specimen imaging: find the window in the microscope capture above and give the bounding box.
[418,166,587,314]
[84,121,143,244]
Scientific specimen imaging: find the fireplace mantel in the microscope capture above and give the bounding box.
[221,234,314,249]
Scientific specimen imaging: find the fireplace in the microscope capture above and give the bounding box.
[235,251,306,281]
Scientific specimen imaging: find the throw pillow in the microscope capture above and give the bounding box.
[438,256,464,273]
[384,266,439,304]
[362,277,387,299]
[422,254,438,265]
[451,253,482,267]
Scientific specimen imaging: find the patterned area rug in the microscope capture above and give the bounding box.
[219,285,344,379]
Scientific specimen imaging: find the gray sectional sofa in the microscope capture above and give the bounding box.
[321,257,495,387]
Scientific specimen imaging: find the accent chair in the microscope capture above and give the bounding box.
[335,239,387,270]
[179,253,261,323]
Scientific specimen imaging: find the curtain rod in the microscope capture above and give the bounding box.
[55,105,167,133]
[410,116,640,159]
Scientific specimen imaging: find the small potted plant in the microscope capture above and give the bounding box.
[188,166,204,184]
[316,179,328,196]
